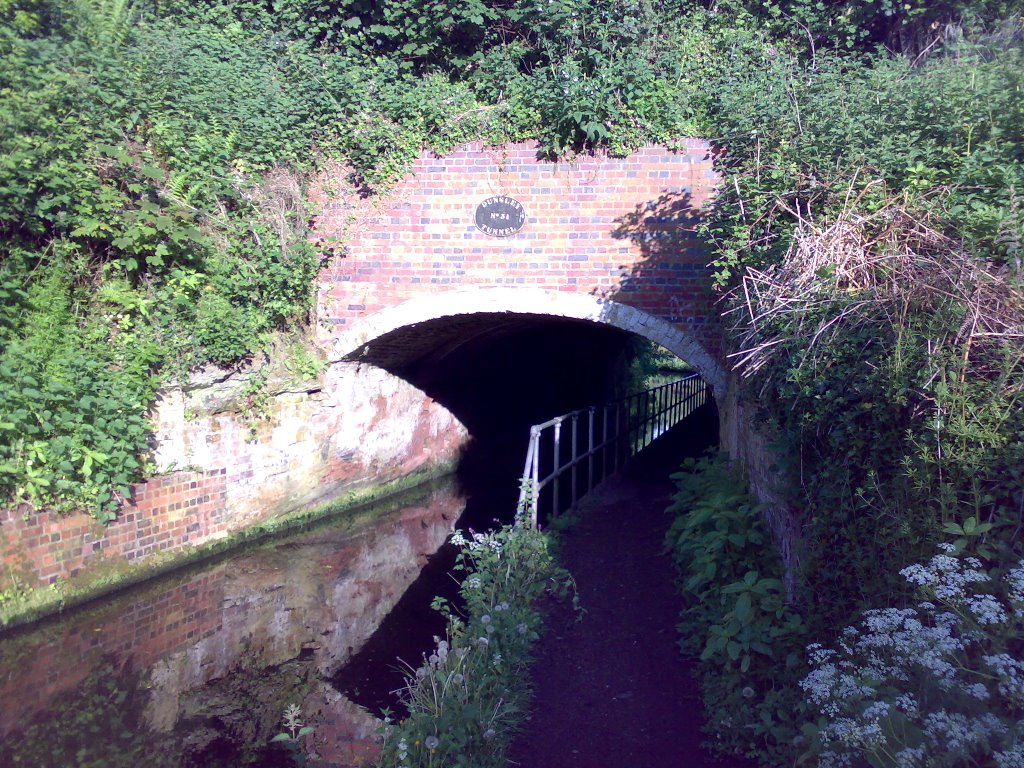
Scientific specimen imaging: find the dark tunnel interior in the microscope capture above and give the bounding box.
[347,313,644,491]
[332,313,720,715]
[345,311,718,520]
[349,312,638,436]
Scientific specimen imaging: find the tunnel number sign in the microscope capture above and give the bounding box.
[475,196,527,237]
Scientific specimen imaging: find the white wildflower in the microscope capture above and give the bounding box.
[963,682,990,700]
[1006,564,1024,606]
[995,746,1024,768]
[894,746,925,768]
[984,654,1024,704]
[966,593,1007,625]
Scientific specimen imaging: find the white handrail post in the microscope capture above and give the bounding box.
[602,404,609,482]
[531,428,541,526]
[587,407,595,495]
[570,413,579,511]
[552,420,562,519]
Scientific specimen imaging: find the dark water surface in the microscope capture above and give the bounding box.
[0,476,474,767]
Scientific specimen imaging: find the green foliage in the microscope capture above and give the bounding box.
[687,14,1024,767]
[376,524,575,768]
[269,703,315,767]
[0,260,156,520]
[721,204,1024,632]
[0,1,333,518]
[688,0,1024,639]
[666,454,807,762]
[700,0,1021,54]
[701,43,1024,287]
[0,566,31,610]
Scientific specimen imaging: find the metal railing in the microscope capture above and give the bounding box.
[516,374,709,526]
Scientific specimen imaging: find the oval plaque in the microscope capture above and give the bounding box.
[475,196,527,237]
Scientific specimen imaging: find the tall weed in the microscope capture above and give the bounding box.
[666,455,807,763]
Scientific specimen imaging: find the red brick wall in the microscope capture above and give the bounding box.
[315,140,722,355]
[1,469,227,587]
[0,367,465,596]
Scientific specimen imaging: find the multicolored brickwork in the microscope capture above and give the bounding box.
[1,140,724,600]
[1,469,227,587]
[315,140,722,356]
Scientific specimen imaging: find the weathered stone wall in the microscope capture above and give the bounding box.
[0,361,467,593]
[721,376,803,597]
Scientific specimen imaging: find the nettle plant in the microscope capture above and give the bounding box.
[666,454,808,762]
[801,546,1024,767]
[376,524,575,768]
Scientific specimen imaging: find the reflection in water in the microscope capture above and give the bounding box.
[331,433,524,717]
[0,477,466,767]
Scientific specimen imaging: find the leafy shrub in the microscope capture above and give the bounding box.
[0,261,155,521]
[700,43,1024,288]
[666,454,808,763]
[4,658,173,768]
[723,197,1024,624]
[376,524,575,768]
[0,3,333,518]
[700,0,1021,55]
[691,10,1024,714]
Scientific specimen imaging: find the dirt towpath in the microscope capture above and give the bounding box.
[507,412,751,768]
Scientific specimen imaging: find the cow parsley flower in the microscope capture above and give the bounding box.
[967,594,1006,625]
[995,746,1024,768]
[894,746,925,767]
[803,552,1024,767]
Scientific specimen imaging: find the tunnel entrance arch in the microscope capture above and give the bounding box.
[329,287,728,401]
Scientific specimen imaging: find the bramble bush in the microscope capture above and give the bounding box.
[0,1,331,518]
[677,12,1024,765]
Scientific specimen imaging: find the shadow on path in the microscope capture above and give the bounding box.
[508,406,752,768]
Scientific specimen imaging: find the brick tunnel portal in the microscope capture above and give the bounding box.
[337,302,721,520]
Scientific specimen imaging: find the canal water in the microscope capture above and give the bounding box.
[0,439,522,768]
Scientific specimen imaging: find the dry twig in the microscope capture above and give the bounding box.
[727,192,1024,388]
